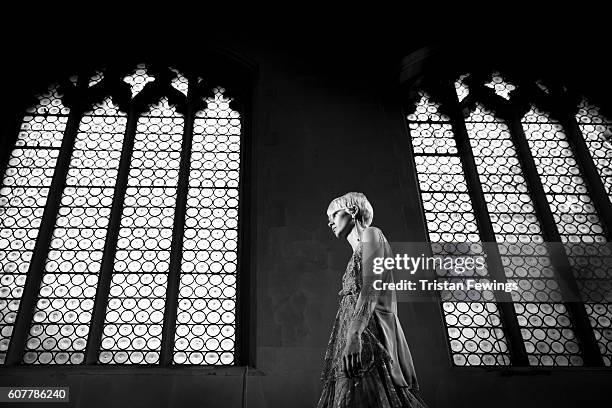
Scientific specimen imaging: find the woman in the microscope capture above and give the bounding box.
[317,192,428,408]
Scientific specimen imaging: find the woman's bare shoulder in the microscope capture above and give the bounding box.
[362,226,384,242]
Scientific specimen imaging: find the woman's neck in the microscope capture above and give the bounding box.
[346,223,361,252]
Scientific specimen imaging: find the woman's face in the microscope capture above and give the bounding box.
[327,207,354,239]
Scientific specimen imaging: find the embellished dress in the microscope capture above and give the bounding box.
[317,227,428,408]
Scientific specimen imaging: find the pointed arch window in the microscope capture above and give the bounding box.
[405,70,612,367]
[0,63,248,366]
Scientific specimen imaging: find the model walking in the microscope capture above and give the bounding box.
[317,192,428,408]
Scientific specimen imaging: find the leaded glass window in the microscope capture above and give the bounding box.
[0,85,69,364]
[408,94,510,366]
[0,64,246,366]
[406,70,612,367]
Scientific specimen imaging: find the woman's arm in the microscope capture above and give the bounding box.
[348,227,384,336]
[343,226,385,378]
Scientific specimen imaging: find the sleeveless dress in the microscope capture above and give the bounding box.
[317,227,428,408]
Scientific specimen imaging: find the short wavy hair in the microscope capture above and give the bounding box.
[327,192,374,227]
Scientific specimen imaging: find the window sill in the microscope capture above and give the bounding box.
[450,365,612,376]
[0,365,265,377]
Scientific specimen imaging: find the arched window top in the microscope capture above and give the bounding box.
[123,64,156,98]
[169,68,188,96]
[196,87,240,119]
[35,63,249,118]
[407,92,450,122]
[408,93,456,156]
[466,104,500,123]
[455,74,470,102]
[142,97,181,118]
[26,84,70,116]
[522,105,561,123]
[87,96,123,117]
[484,71,517,101]
[576,98,611,124]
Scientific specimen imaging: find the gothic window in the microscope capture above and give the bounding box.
[408,95,510,366]
[0,64,246,366]
[406,70,612,367]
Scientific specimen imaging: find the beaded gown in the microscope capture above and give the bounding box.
[317,227,428,408]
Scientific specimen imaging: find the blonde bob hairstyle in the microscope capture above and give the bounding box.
[327,192,374,227]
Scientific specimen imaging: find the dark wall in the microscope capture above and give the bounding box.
[1,30,611,407]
